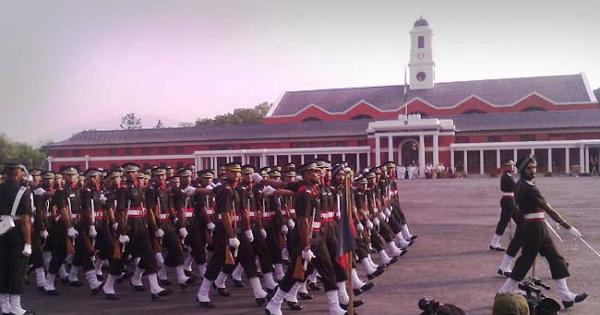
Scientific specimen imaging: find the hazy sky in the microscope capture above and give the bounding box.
[1,0,599,146]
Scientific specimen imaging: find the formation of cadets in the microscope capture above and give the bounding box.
[0,159,418,315]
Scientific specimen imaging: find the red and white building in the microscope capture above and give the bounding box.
[46,17,600,177]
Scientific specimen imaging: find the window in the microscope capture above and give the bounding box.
[73,149,81,156]
[176,162,184,169]
[158,147,167,154]
[143,163,150,168]
[462,109,485,115]
[109,148,118,155]
[356,139,368,146]
[522,107,547,112]
[125,148,134,155]
[58,150,65,157]
[456,136,470,143]
[175,146,184,154]
[351,115,373,120]
[302,117,321,122]
[487,135,501,142]
[110,163,117,169]
[418,36,424,48]
[142,147,151,155]
[520,134,535,142]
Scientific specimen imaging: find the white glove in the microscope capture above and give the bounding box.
[112,223,119,232]
[567,227,582,238]
[67,227,78,238]
[378,212,387,221]
[229,237,240,248]
[281,224,289,234]
[301,248,314,261]
[34,188,46,196]
[287,219,295,230]
[251,173,263,184]
[22,244,32,257]
[89,225,97,238]
[179,227,188,239]
[262,185,276,196]
[40,230,49,239]
[119,234,130,244]
[155,252,165,266]
[204,185,213,191]
[373,217,380,226]
[184,186,196,196]
[356,223,364,232]
[366,220,374,230]
[207,222,216,231]
[260,228,267,239]
[99,194,107,203]
[155,228,165,238]
[384,208,392,217]
[245,230,254,242]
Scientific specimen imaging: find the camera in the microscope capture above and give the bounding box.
[418,298,465,315]
[518,278,560,315]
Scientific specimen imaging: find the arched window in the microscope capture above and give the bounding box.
[462,109,485,115]
[408,111,428,117]
[302,117,322,122]
[351,114,373,120]
[522,106,547,112]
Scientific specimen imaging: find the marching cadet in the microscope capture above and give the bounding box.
[192,169,217,277]
[489,159,517,251]
[498,155,587,309]
[266,161,347,315]
[197,162,267,308]
[101,169,125,300]
[117,163,172,301]
[30,171,53,292]
[0,162,35,315]
[382,161,416,249]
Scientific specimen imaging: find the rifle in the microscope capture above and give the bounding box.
[293,201,316,281]
[152,196,162,252]
[275,196,286,250]
[90,195,96,248]
[121,200,131,255]
[224,199,237,266]
[111,200,122,260]
[66,196,75,255]
[204,195,213,245]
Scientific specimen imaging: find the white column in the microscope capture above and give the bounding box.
[418,135,425,178]
[450,149,455,173]
[530,148,535,155]
[547,148,552,173]
[479,150,484,175]
[356,153,360,171]
[288,154,291,164]
[261,153,266,167]
[513,149,517,162]
[47,156,53,171]
[387,135,393,162]
[463,150,468,174]
[375,135,381,166]
[197,156,203,170]
[432,134,439,166]
[367,152,371,166]
[84,155,90,169]
[496,150,501,169]
[585,147,590,173]
[327,154,331,162]
[341,153,345,161]
[300,154,305,164]
[273,155,278,165]
[579,145,585,172]
[565,148,570,175]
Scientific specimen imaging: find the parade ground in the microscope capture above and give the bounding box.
[24,176,600,315]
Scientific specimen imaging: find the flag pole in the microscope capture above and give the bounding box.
[404,65,409,124]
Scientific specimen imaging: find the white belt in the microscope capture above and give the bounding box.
[158,213,169,219]
[127,209,143,216]
[312,222,321,229]
[248,211,257,217]
[288,208,296,214]
[217,214,240,221]
[184,212,194,218]
[502,192,514,197]
[320,212,335,219]
[206,209,215,215]
[263,211,274,218]
[70,214,79,220]
[524,212,544,220]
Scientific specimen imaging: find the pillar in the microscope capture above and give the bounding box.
[432,134,439,166]
[84,155,90,170]
[375,135,381,166]
[418,135,425,178]
[496,150,501,169]
[585,147,590,173]
[579,145,585,172]
[513,148,517,162]
[47,156,53,171]
[387,135,393,162]
[356,153,361,171]
[450,148,455,173]
[547,148,552,173]
[479,150,484,175]
[463,150,468,174]
[565,148,570,175]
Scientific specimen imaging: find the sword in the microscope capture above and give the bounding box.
[577,236,600,258]
[157,196,163,246]
[544,220,563,242]
[90,197,96,247]
[67,196,76,249]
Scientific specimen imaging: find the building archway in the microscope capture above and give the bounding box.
[398,139,419,166]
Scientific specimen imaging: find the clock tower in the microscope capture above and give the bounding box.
[408,16,435,90]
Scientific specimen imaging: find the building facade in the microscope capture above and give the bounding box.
[46,17,600,177]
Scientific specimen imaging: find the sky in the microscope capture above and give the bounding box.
[1,0,599,146]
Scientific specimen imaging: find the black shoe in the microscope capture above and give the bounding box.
[37,286,46,293]
[104,292,119,300]
[389,257,399,264]
[60,278,69,285]
[197,298,215,308]
[340,299,364,310]
[361,282,374,292]
[367,268,384,280]
[496,269,511,278]
[151,288,173,301]
[159,279,172,286]
[233,279,246,288]
[266,288,275,300]
[69,280,83,287]
[91,284,103,295]
[489,245,506,252]
[96,274,104,282]
[298,292,313,300]
[563,292,588,309]
[216,287,231,297]
[44,289,60,296]
[308,282,321,291]
[179,276,196,289]
[256,297,267,306]
[399,248,407,256]
[184,269,194,277]
[353,288,363,296]
[130,282,146,292]
[410,235,418,241]
[286,300,303,310]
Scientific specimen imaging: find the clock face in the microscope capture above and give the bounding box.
[416,72,426,81]
[417,53,425,60]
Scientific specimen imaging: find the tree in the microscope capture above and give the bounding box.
[195,102,272,127]
[0,134,48,170]
[154,119,164,129]
[120,113,143,130]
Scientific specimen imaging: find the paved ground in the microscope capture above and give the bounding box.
[23,176,600,314]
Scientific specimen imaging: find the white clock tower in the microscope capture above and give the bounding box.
[408,16,435,90]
